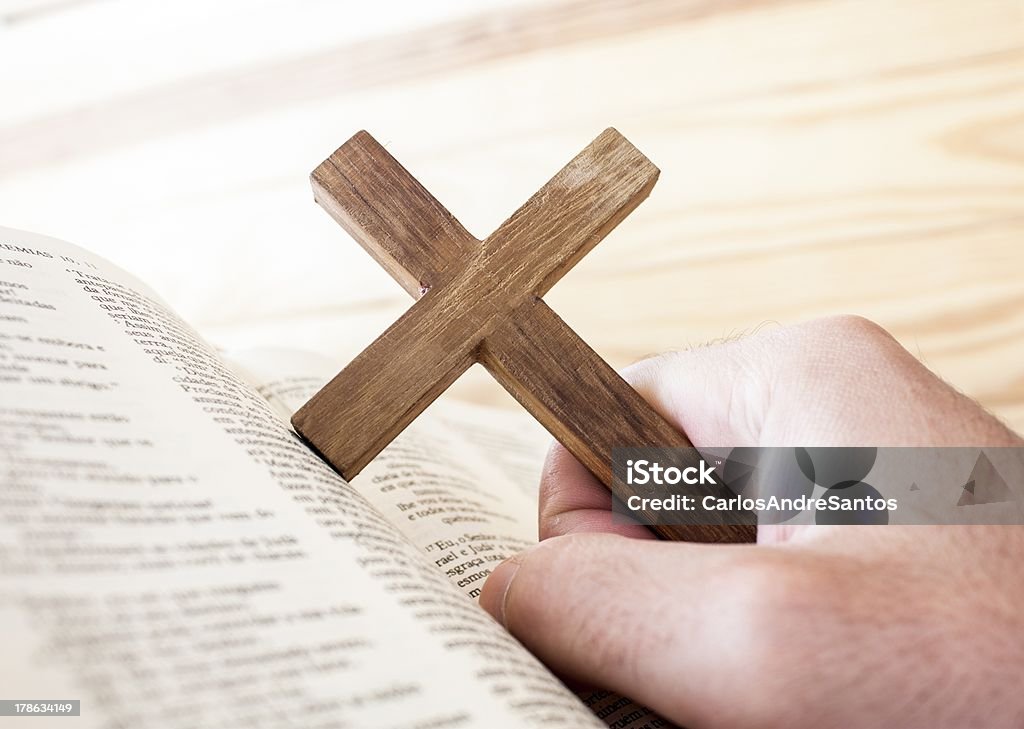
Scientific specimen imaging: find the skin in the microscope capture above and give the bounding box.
[479,315,1024,729]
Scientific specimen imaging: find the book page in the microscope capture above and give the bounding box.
[0,226,601,728]
[233,349,674,729]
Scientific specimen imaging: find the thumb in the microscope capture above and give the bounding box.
[479,532,757,727]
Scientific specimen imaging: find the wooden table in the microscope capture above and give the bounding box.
[2,0,1022,430]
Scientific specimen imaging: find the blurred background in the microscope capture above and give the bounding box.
[1,0,1022,429]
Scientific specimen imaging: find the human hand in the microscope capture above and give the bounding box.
[479,316,1024,729]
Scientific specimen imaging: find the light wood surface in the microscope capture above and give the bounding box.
[1,0,1022,432]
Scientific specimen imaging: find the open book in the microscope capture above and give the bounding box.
[0,227,671,728]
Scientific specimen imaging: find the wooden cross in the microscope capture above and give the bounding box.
[292,129,755,543]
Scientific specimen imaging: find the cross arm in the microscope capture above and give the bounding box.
[291,282,482,477]
[311,130,479,297]
[481,298,757,543]
[478,128,660,299]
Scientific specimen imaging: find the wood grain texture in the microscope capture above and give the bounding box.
[482,298,755,542]
[310,130,478,298]
[0,0,810,172]
[293,128,755,542]
[2,1,1021,438]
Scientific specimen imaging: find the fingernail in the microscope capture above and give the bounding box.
[480,555,522,626]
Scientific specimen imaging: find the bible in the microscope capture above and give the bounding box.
[0,225,672,728]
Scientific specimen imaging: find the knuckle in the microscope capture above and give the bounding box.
[710,554,843,673]
[716,555,810,620]
[800,314,895,350]
[775,315,903,394]
[704,552,891,725]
